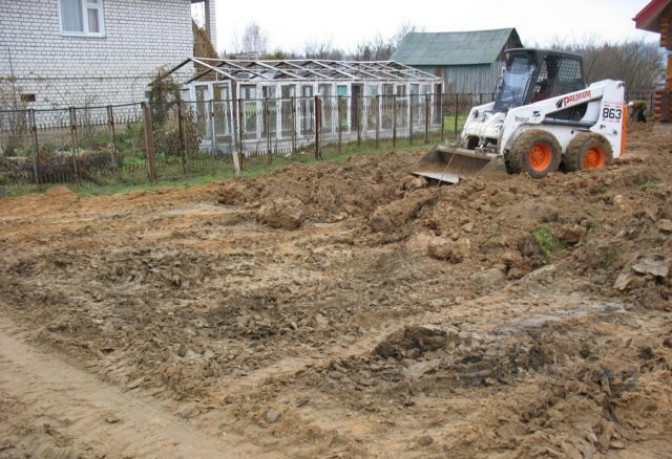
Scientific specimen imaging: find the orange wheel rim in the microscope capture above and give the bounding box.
[529,143,552,171]
[583,147,605,169]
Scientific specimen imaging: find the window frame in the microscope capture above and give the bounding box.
[58,0,106,38]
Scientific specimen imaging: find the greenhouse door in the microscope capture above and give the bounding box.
[351,84,362,131]
[213,84,232,153]
[193,84,212,144]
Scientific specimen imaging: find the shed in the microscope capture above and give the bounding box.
[390,28,523,95]
[635,0,672,122]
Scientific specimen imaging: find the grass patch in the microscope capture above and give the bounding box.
[443,115,469,133]
[640,180,657,191]
[533,226,565,257]
[75,174,225,196]
[2,137,458,198]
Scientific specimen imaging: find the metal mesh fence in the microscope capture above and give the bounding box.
[0,92,495,195]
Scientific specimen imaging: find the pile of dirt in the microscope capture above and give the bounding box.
[217,153,414,223]
[256,197,304,229]
[0,185,81,217]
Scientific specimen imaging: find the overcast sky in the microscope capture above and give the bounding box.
[196,0,660,54]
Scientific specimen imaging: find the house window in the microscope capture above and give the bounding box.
[60,0,105,36]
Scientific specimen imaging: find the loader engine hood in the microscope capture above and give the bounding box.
[461,106,505,146]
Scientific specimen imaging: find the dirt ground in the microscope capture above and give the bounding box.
[1,125,671,458]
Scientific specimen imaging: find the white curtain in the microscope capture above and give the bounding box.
[61,0,83,32]
[87,8,100,33]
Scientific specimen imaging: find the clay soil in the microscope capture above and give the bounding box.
[1,125,671,458]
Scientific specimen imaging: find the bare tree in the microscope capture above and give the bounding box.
[303,40,343,60]
[238,22,268,57]
[352,34,393,61]
[391,21,418,48]
[351,22,419,61]
[549,38,664,89]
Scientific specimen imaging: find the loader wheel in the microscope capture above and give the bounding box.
[506,130,562,178]
[563,133,613,172]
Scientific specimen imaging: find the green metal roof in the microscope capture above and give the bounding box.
[391,28,522,66]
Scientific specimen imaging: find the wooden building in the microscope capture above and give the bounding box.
[390,28,523,95]
[635,0,672,122]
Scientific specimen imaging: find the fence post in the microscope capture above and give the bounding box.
[291,96,297,159]
[337,95,343,154]
[176,100,188,176]
[184,105,192,174]
[29,109,41,186]
[263,97,273,160]
[141,102,157,181]
[375,95,380,149]
[424,93,430,144]
[209,99,219,173]
[356,95,362,149]
[409,95,414,146]
[69,107,81,186]
[237,98,244,166]
[440,93,445,141]
[314,95,321,160]
[454,94,460,134]
[106,105,119,173]
[392,95,397,148]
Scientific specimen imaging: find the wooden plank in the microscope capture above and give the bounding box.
[232,151,241,176]
[660,12,670,48]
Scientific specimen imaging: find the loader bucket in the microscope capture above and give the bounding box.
[411,146,506,184]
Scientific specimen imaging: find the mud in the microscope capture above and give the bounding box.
[0,124,671,457]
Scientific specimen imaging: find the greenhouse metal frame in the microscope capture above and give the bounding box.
[166,58,444,154]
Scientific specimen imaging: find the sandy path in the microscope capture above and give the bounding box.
[0,318,280,459]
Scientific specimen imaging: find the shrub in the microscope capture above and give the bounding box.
[153,117,200,157]
[146,69,201,157]
[533,226,565,257]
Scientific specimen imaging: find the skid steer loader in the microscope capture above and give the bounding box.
[412,48,627,183]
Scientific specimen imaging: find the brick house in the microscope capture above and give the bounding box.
[635,0,672,122]
[0,0,217,109]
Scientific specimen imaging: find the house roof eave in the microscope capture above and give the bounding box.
[634,0,672,32]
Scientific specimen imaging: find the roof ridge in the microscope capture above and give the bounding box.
[392,28,521,66]
[404,27,514,36]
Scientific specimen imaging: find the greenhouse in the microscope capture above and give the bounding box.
[166,58,444,154]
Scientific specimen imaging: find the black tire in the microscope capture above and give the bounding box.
[563,133,613,172]
[505,129,562,178]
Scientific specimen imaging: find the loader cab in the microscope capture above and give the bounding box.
[494,49,586,112]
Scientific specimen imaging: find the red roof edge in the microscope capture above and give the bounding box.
[634,0,669,30]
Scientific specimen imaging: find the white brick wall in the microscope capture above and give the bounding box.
[204,0,217,51]
[0,0,196,108]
